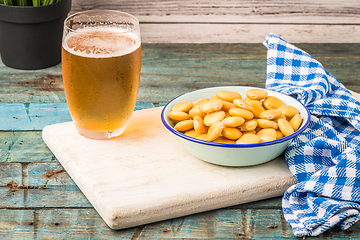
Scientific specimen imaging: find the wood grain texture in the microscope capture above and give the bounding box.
[0,132,57,163]
[139,24,360,43]
[0,159,285,210]
[1,44,359,104]
[42,107,297,230]
[0,163,24,208]
[0,38,360,237]
[138,43,360,102]
[141,208,360,239]
[1,207,358,239]
[0,65,64,103]
[69,0,360,43]
[0,103,154,131]
[71,0,360,22]
[0,209,139,239]
[0,162,92,208]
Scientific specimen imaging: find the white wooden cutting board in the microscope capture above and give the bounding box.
[42,106,297,230]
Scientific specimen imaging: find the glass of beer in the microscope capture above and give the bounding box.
[62,10,141,139]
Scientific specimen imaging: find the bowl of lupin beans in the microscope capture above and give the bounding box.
[161,86,310,167]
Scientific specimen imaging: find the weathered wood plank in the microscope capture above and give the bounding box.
[0,163,22,185]
[26,186,90,208]
[36,209,138,239]
[140,209,249,239]
[0,209,139,239]
[0,65,64,103]
[27,163,74,187]
[133,43,360,97]
[1,1,360,43]
[1,208,358,239]
[138,208,360,239]
[137,15,360,25]
[0,209,34,239]
[70,0,360,24]
[0,162,92,208]
[26,163,91,208]
[0,143,357,236]
[0,160,285,209]
[68,0,360,43]
[230,196,282,209]
[139,24,360,43]
[0,132,56,163]
[0,161,285,210]
[0,163,24,208]
[0,103,154,131]
[0,104,72,131]
[1,44,359,104]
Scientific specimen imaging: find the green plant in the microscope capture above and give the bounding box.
[0,0,62,6]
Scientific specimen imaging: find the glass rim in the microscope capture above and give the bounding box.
[64,9,140,34]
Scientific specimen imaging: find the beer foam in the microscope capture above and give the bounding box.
[63,27,141,58]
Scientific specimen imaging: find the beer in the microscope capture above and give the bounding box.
[62,27,141,138]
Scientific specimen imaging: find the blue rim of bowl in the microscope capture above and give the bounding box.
[161,87,311,148]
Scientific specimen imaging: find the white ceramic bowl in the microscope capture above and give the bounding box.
[161,86,310,167]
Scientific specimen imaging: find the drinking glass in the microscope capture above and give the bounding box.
[62,10,141,139]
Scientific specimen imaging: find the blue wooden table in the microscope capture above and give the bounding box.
[1,43,360,239]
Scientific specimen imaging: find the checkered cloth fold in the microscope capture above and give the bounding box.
[263,33,360,237]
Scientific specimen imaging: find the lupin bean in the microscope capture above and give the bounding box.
[246,89,268,100]
[207,121,224,141]
[233,99,254,112]
[257,128,277,143]
[242,130,256,135]
[174,119,194,132]
[195,134,208,141]
[248,100,265,118]
[256,119,278,130]
[169,111,191,121]
[189,108,206,119]
[216,90,242,102]
[228,108,254,120]
[193,98,209,109]
[259,109,282,120]
[289,113,302,131]
[236,134,260,144]
[224,111,231,118]
[278,105,299,118]
[203,111,226,126]
[194,115,208,134]
[184,129,200,138]
[169,88,304,144]
[276,130,284,139]
[200,99,223,113]
[278,118,294,136]
[222,127,242,140]
[263,96,285,110]
[213,136,236,144]
[238,119,257,131]
[221,101,236,112]
[222,116,245,128]
[172,101,193,112]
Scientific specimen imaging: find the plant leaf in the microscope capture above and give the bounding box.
[32,0,40,6]
[0,0,61,6]
[17,0,27,6]
[3,0,13,5]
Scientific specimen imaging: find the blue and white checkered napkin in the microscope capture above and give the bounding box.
[263,33,360,237]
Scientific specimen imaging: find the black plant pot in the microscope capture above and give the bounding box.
[0,0,72,70]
